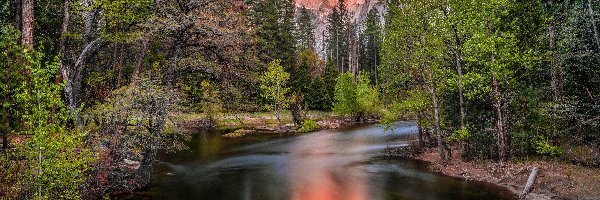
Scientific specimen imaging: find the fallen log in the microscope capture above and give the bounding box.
[519,167,539,199]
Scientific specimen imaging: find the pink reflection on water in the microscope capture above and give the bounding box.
[287,133,368,200]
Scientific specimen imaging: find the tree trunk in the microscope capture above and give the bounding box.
[492,64,507,162]
[131,40,149,86]
[275,107,282,128]
[519,167,540,199]
[374,49,378,86]
[427,64,449,161]
[21,0,34,49]
[453,34,468,156]
[290,94,303,126]
[442,1,466,129]
[488,21,506,162]
[64,0,106,125]
[56,0,70,84]
[417,115,424,147]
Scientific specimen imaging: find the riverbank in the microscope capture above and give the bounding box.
[413,147,600,200]
[178,111,379,136]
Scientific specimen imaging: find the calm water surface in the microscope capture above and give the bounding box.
[124,122,516,200]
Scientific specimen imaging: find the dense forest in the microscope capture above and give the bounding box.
[1,0,600,199]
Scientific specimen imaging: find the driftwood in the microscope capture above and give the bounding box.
[519,167,540,199]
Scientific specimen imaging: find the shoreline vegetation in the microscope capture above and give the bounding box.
[385,144,600,200]
[178,111,380,137]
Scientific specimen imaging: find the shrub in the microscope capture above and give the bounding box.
[333,72,381,119]
[298,119,320,133]
[533,136,562,157]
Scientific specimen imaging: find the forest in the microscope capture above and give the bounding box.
[1,0,600,199]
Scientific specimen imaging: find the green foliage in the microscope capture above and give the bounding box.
[359,8,382,84]
[248,0,297,66]
[259,60,291,124]
[291,49,314,96]
[356,72,382,116]
[447,128,471,143]
[326,0,351,70]
[333,72,381,119]
[533,136,563,157]
[296,6,315,51]
[94,0,153,41]
[333,72,359,116]
[298,119,320,133]
[200,80,222,125]
[0,25,93,199]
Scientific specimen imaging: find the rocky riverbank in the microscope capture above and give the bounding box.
[385,145,600,200]
[180,112,379,137]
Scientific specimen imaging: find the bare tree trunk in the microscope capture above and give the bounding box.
[588,0,600,49]
[426,64,449,161]
[374,40,379,85]
[131,40,149,86]
[454,36,468,156]
[64,0,107,125]
[454,50,466,129]
[56,0,70,84]
[21,0,34,49]
[443,3,467,130]
[491,58,506,162]
[417,115,424,147]
[336,28,340,72]
[488,22,507,162]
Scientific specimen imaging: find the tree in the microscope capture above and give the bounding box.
[381,0,451,161]
[0,25,93,199]
[296,6,314,51]
[326,0,351,72]
[333,72,359,117]
[248,0,297,67]
[21,0,34,49]
[359,8,382,85]
[333,72,380,120]
[200,80,222,126]
[259,60,290,127]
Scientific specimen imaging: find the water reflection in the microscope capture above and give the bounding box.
[125,122,515,200]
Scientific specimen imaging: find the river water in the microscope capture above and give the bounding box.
[124,121,516,200]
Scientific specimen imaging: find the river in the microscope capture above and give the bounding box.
[122,121,516,200]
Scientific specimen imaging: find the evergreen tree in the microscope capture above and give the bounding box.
[296,6,315,51]
[326,0,351,72]
[248,0,297,67]
[359,8,382,85]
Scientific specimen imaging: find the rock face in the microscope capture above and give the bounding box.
[294,0,385,57]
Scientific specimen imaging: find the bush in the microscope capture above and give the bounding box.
[447,128,470,142]
[533,136,562,157]
[298,119,320,133]
[333,71,381,119]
